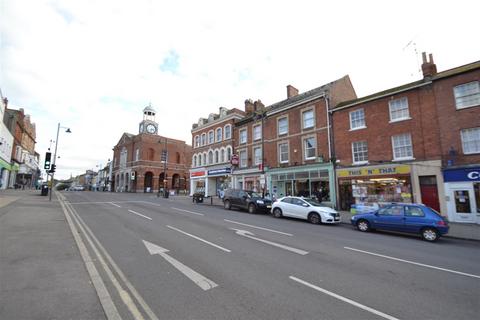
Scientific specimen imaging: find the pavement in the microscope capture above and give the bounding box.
[194,195,480,241]
[0,189,105,320]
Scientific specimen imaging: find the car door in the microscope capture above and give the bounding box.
[403,206,427,234]
[373,205,405,231]
[279,198,294,217]
[290,198,309,219]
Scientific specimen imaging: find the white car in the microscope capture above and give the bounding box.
[271,197,340,224]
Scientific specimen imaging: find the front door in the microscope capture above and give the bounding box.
[419,176,440,212]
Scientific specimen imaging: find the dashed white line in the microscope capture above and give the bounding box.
[171,207,205,216]
[289,276,399,320]
[344,247,480,279]
[224,219,293,236]
[128,210,152,221]
[110,202,121,208]
[166,225,231,253]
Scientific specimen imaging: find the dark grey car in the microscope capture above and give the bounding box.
[223,189,272,214]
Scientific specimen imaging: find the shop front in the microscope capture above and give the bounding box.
[232,167,264,193]
[189,169,206,196]
[207,167,232,197]
[267,163,335,207]
[443,167,480,224]
[337,164,412,213]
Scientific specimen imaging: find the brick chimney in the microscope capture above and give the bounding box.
[254,99,265,111]
[287,85,299,98]
[244,99,255,114]
[421,52,437,78]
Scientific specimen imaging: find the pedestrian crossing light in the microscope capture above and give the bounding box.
[131,172,136,180]
[44,152,52,170]
[49,164,56,173]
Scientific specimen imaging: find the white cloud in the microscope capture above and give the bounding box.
[1,0,479,179]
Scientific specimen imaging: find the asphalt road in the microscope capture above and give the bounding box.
[61,191,480,320]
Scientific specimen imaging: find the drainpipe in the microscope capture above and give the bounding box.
[325,95,338,209]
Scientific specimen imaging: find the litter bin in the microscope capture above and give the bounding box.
[41,185,49,196]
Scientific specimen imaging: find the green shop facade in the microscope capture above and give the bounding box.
[267,162,336,207]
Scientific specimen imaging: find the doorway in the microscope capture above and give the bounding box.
[419,176,440,212]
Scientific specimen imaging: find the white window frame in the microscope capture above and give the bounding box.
[194,135,200,148]
[216,128,222,142]
[349,108,366,130]
[201,133,206,146]
[392,133,414,160]
[302,108,315,130]
[454,81,480,110]
[203,152,207,166]
[215,150,219,163]
[208,151,213,164]
[239,128,247,144]
[277,116,288,136]
[389,97,410,122]
[253,146,262,165]
[226,146,232,161]
[253,124,262,141]
[239,149,248,168]
[192,155,197,167]
[461,127,480,154]
[352,141,368,164]
[224,124,232,140]
[220,148,225,163]
[303,136,316,160]
[208,130,214,144]
[279,142,289,164]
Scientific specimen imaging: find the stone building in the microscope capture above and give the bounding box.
[112,105,192,193]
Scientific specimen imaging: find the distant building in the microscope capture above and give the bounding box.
[0,92,14,189]
[112,105,192,193]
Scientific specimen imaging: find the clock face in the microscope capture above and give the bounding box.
[146,124,156,134]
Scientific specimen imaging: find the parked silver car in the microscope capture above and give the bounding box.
[271,197,340,224]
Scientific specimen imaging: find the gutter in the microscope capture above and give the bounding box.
[267,92,326,116]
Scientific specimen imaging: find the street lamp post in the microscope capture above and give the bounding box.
[49,123,71,201]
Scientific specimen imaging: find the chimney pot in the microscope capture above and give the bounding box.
[421,52,437,78]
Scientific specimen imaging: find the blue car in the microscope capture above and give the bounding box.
[351,203,449,242]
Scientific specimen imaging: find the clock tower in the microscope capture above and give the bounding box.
[139,104,158,135]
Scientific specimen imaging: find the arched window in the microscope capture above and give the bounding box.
[203,152,207,165]
[208,130,214,144]
[215,150,219,163]
[194,136,200,148]
[227,147,232,161]
[220,149,225,163]
[201,133,206,146]
[208,151,213,164]
[198,154,202,166]
[224,124,232,139]
[193,155,197,167]
[216,128,222,142]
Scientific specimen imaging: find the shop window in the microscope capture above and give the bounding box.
[240,129,247,144]
[474,183,480,213]
[304,137,316,160]
[352,141,368,163]
[389,97,410,122]
[349,109,366,130]
[392,133,413,160]
[302,109,314,129]
[454,190,471,213]
[461,127,480,154]
[278,117,288,135]
[279,143,289,163]
[454,81,480,109]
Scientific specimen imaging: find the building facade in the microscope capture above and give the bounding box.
[112,106,192,193]
[189,107,245,196]
[332,53,480,224]
[0,94,14,189]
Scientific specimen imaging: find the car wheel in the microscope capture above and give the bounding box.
[356,219,370,232]
[272,208,283,218]
[308,212,321,224]
[224,200,231,210]
[248,203,256,214]
[421,228,439,242]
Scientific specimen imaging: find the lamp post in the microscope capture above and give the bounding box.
[49,123,71,201]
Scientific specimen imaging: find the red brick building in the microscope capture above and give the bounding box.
[189,107,245,196]
[232,75,356,206]
[112,106,192,193]
[332,53,480,223]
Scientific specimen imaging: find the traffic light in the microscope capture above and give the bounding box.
[44,152,51,170]
[49,164,56,173]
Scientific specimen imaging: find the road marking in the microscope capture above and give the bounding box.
[166,225,231,253]
[289,276,399,320]
[110,202,121,208]
[171,207,205,216]
[143,240,218,291]
[224,219,293,236]
[344,247,480,279]
[232,228,308,255]
[128,210,152,221]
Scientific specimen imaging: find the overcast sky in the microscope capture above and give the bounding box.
[1,0,479,180]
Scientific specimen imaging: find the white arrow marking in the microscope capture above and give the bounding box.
[224,219,293,236]
[167,225,231,252]
[128,210,152,220]
[142,240,218,291]
[231,229,308,255]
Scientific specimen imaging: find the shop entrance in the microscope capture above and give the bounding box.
[450,186,476,223]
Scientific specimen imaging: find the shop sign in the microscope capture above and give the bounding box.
[191,171,206,177]
[443,167,480,182]
[208,167,231,176]
[231,154,239,166]
[338,165,410,178]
